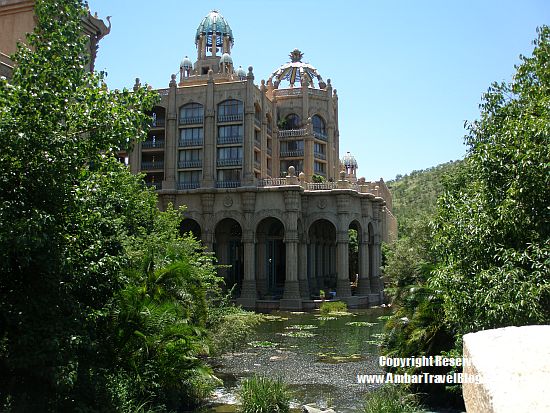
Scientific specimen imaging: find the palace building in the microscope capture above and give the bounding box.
[121,10,397,310]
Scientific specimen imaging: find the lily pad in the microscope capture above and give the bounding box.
[248,340,278,348]
[263,315,289,321]
[316,316,337,321]
[317,352,365,364]
[345,321,378,327]
[377,315,391,321]
[278,331,317,338]
[285,324,318,330]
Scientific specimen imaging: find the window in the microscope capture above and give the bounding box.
[281,140,304,152]
[312,115,326,137]
[314,161,326,174]
[280,160,303,174]
[179,103,203,124]
[282,113,301,130]
[179,171,201,183]
[218,125,243,144]
[179,149,201,161]
[217,147,242,160]
[314,142,325,154]
[218,99,243,121]
[180,128,203,143]
[217,169,241,182]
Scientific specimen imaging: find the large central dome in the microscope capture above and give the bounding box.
[195,10,234,48]
[268,49,326,89]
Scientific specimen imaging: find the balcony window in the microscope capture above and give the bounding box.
[218,99,243,122]
[216,169,241,188]
[179,127,203,146]
[280,160,303,175]
[178,171,201,189]
[314,161,326,175]
[178,149,202,168]
[313,114,327,139]
[218,125,243,145]
[179,103,204,125]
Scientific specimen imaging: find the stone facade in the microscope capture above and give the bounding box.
[121,10,396,310]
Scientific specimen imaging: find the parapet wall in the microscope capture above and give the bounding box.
[463,325,550,413]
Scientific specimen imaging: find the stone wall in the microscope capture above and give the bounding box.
[463,325,550,413]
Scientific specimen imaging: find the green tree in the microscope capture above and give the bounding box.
[0,0,157,410]
[431,26,550,335]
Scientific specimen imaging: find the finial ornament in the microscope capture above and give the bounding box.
[289,48,303,62]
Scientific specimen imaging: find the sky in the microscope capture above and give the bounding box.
[88,0,549,181]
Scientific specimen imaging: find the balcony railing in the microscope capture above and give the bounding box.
[141,161,164,170]
[179,138,203,147]
[217,158,242,167]
[254,118,261,128]
[280,149,304,158]
[145,182,162,190]
[267,125,273,136]
[216,180,240,188]
[217,136,243,145]
[178,160,202,168]
[254,138,261,148]
[142,140,165,149]
[313,131,328,141]
[306,182,337,190]
[278,128,306,138]
[254,160,261,169]
[267,147,272,156]
[179,116,203,125]
[151,118,165,128]
[258,177,286,187]
[217,113,243,123]
[314,151,327,160]
[177,182,200,190]
[273,88,302,97]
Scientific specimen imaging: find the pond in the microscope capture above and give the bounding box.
[204,307,392,412]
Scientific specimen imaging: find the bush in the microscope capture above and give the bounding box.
[364,385,425,413]
[319,301,348,315]
[237,376,290,413]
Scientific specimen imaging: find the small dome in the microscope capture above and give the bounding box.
[342,152,358,168]
[236,65,246,80]
[196,10,234,49]
[268,49,326,89]
[220,53,233,64]
[180,56,193,69]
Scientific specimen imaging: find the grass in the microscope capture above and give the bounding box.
[237,376,290,413]
[319,301,348,315]
[363,385,425,413]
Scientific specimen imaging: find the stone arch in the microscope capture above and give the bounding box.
[180,218,202,239]
[312,114,326,137]
[308,219,337,297]
[214,218,243,296]
[305,213,337,233]
[252,210,286,232]
[179,102,204,124]
[255,217,286,298]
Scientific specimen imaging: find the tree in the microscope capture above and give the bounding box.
[431,26,550,336]
[0,0,158,409]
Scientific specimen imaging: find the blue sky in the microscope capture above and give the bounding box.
[88,0,549,181]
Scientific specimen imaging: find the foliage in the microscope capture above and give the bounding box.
[319,301,348,315]
[363,385,425,413]
[349,228,359,280]
[0,0,158,410]
[237,376,290,413]
[311,174,326,183]
[431,26,550,335]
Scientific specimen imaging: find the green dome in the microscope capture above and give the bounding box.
[195,10,234,48]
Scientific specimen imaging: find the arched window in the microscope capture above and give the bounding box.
[281,113,301,130]
[179,103,204,125]
[218,99,243,122]
[312,115,326,138]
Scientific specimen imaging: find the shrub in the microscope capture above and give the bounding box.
[364,385,424,413]
[319,301,348,315]
[237,376,290,413]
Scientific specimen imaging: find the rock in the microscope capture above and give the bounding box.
[302,405,336,413]
[463,325,550,413]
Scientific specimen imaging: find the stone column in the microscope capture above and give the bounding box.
[356,240,371,295]
[242,67,255,185]
[298,240,309,298]
[202,70,215,187]
[256,236,268,297]
[316,242,324,291]
[237,230,257,309]
[336,231,351,298]
[370,235,382,293]
[281,190,301,310]
[163,74,177,190]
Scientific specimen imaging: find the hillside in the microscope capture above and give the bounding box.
[387,160,463,238]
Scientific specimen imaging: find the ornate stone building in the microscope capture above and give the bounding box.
[121,10,396,310]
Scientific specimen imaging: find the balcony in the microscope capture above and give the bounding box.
[217,136,243,145]
[179,116,203,125]
[267,147,272,156]
[267,125,273,136]
[179,138,203,147]
[216,180,241,188]
[142,140,165,149]
[254,118,261,128]
[278,128,306,138]
[145,182,162,190]
[314,151,327,160]
[280,149,304,158]
[177,182,200,190]
[217,158,242,167]
[254,138,261,148]
[141,161,164,170]
[313,131,328,141]
[178,160,202,168]
[151,118,165,128]
[217,113,243,123]
[254,160,261,170]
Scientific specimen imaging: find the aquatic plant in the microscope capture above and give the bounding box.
[284,324,318,330]
[319,301,348,315]
[248,341,279,348]
[346,321,378,327]
[279,331,317,338]
[237,376,290,413]
[317,352,364,363]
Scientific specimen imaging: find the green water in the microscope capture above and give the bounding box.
[207,307,392,412]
